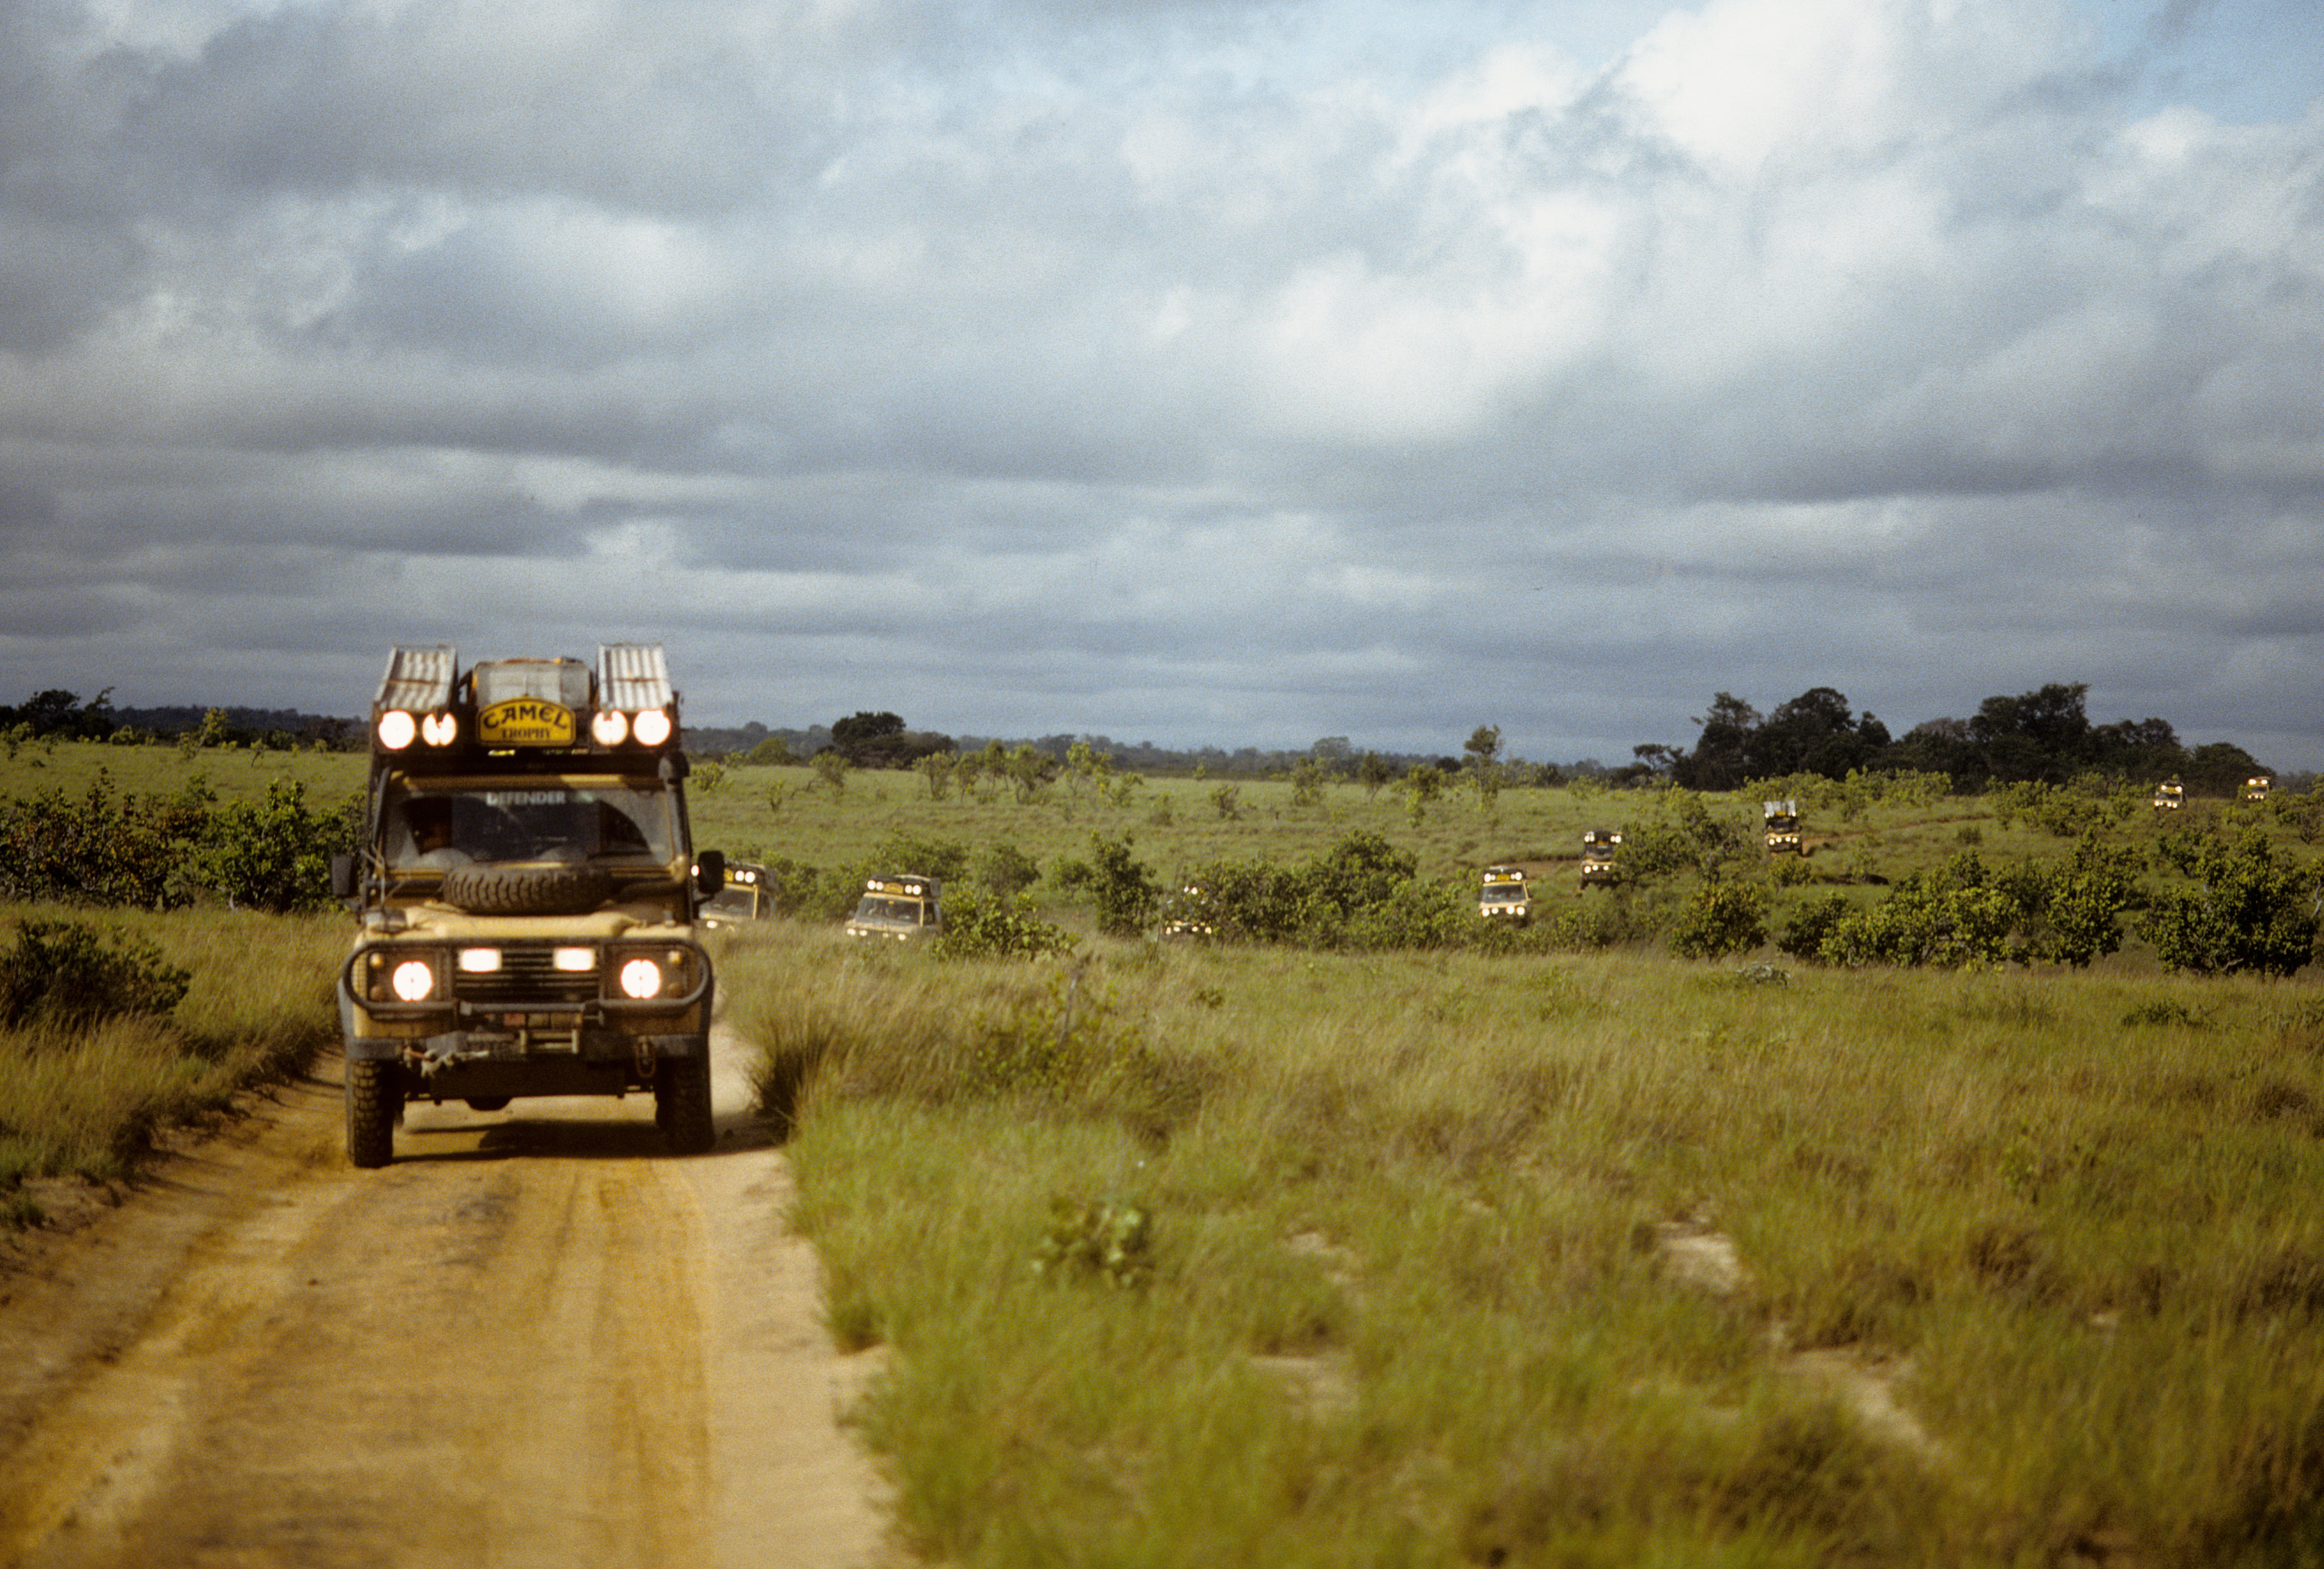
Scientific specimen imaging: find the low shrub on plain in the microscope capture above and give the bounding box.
[0,918,190,1029]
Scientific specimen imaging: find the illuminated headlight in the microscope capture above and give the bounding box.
[553,947,595,973]
[420,711,459,747]
[590,709,630,746]
[619,957,665,999]
[457,948,502,974]
[376,711,417,750]
[391,958,437,1001]
[632,708,673,747]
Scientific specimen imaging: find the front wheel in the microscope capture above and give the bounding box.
[347,1058,400,1169]
[655,1054,715,1155]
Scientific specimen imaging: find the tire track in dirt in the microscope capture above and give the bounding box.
[0,1025,894,1569]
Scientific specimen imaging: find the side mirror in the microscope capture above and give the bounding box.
[330,854,357,900]
[693,850,726,897]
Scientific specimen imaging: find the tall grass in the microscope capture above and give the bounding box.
[721,925,2324,1564]
[0,904,346,1217]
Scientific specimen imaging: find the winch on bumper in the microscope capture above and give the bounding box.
[341,936,710,1099]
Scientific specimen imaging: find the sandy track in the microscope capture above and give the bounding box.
[0,1026,896,1569]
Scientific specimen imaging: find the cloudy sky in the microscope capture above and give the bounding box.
[3,0,2320,767]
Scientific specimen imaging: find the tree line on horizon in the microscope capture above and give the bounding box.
[1633,681,2273,797]
[0,681,2292,797]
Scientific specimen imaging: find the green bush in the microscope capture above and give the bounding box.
[0,772,210,908]
[972,841,1043,898]
[0,918,191,1029]
[1777,893,1852,961]
[1818,854,2021,968]
[196,780,357,914]
[1087,834,1160,938]
[1669,882,1769,959]
[933,888,1077,961]
[2140,831,2320,978]
[2016,834,2144,968]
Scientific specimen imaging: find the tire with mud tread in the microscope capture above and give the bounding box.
[438,863,616,917]
[656,1053,714,1155]
[347,1059,400,1168]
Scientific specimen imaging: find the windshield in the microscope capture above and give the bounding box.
[852,897,929,924]
[1482,885,1526,904]
[706,885,762,917]
[383,778,676,870]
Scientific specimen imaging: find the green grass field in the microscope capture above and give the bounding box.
[8,739,2324,1559]
[722,923,2324,1567]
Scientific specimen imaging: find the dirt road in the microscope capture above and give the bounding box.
[0,1026,897,1569]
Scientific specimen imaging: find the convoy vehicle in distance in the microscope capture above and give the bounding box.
[1763,800,1802,855]
[2245,775,2273,802]
[1579,830,1622,889]
[700,860,775,927]
[2153,778,2186,811]
[1478,864,1533,924]
[845,873,942,941]
[1158,885,1215,943]
[332,644,724,1167]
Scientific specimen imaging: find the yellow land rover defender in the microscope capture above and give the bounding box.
[1763,799,1802,855]
[332,645,725,1167]
[1579,830,1622,889]
[1478,864,1533,923]
[2153,778,2186,811]
[845,874,942,941]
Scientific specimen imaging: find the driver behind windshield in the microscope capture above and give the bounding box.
[389,788,660,868]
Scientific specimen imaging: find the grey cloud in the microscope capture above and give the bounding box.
[2,0,2322,766]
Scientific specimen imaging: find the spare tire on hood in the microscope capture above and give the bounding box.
[439,863,616,917]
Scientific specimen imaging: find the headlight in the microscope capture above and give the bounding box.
[391,958,437,1001]
[590,709,630,746]
[632,708,673,747]
[457,948,502,974]
[376,711,417,750]
[619,957,664,999]
[553,947,595,972]
[420,711,459,747]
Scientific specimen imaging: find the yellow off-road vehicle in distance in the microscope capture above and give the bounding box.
[845,874,943,941]
[1478,864,1533,924]
[1763,799,1802,855]
[701,860,776,927]
[2245,775,2273,803]
[332,645,725,1167]
[2153,778,2186,811]
[1579,830,1622,889]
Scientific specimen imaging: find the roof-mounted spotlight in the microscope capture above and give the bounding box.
[377,711,417,750]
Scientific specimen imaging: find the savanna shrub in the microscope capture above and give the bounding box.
[933,888,1077,961]
[197,781,358,913]
[1079,832,1160,938]
[868,832,970,887]
[2140,831,2319,978]
[972,841,1043,898]
[2016,834,2144,967]
[0,772,211,908]
[1777,893,1852,961]
[1669,882,1769,960]
[1817,854,2021,968]
[0,918,191,1030]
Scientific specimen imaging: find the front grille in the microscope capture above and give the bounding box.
[453,943,597,1005]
